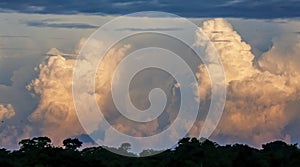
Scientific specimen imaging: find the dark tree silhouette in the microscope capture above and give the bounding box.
[1,136,300,167]
[63,138,83,150]
[119,142,131,152]
[19,136,52,151]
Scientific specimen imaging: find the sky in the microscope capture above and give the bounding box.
[0,0,300,153]
[0,0,300,18]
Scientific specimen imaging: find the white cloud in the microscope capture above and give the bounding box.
[26,55,82,144]
[26,39,134,145]
[195,18,300,146]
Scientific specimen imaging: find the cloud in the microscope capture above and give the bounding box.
[0,125,19,148]
[0,125,32,149]
[0,103,32,149]
[26,20,98,29]
[195,18,300,146]
[257,35,300,77]
[0,103,15,120]
[26,55,82,145]
[25,17,300,149]
[0,35,29,38]
[1,0,300,19]
[26,39,135,145]
[115,28,183,31]
[0,47,39,148]
[27,36,184,149]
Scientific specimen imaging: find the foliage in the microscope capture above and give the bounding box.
[0,136,300,167]
[63,138,83,150]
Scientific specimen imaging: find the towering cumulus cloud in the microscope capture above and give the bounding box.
[27,18,300,147]
[27,55,81,144]
[196,18,300,146]
[27,39,132,145]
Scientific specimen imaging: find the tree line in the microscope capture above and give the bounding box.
[1,136,300,167]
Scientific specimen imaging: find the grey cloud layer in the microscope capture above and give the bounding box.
[26,20,99,29]
[1,0,300,19]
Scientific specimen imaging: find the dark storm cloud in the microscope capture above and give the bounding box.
[25,20,98,29]
[0,0,300,19]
